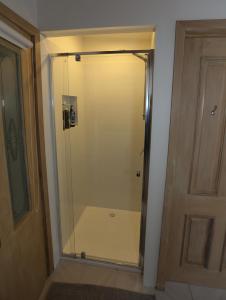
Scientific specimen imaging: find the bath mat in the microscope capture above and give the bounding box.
[46,282,155,300]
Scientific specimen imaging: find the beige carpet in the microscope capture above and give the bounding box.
[46,282,155,300]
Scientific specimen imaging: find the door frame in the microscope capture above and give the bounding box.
[139,50,154,269]
[0,2,53,273]
[50,49,154,270]
[157,19,226,289]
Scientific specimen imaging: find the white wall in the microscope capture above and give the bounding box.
[1,0,37,26]
[37,0,226,288]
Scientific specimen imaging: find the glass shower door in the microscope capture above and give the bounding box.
[52,53,146,266]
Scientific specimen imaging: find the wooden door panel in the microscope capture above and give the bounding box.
[175,38,203,194]
[181,215,214,268]
[158,23,226,289]
[190,57,226,195]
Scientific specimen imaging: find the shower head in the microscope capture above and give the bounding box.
[75,54,81,62]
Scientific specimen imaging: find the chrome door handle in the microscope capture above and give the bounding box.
[211,105,217,116]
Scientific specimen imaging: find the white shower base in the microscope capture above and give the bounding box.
[73,206,141,266]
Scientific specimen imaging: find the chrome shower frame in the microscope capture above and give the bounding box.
[50,48,154,271]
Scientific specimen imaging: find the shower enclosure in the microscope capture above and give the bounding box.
[51,48,153,268]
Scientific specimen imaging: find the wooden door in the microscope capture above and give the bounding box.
[158,21,226,289]
[0,38,48,299]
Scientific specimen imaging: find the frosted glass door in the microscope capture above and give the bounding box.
[0,44,29,223]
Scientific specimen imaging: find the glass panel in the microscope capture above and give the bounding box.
[0,43,29,223]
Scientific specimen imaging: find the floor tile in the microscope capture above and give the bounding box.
[165,282,192,300]
[190,285,226,300]
[48,259,155,295]
[155,290,172,300]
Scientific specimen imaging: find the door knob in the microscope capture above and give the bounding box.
[211,105,217,116]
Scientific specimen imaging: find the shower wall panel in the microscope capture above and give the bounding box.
[75,54,145,211]
[52,56,86,254]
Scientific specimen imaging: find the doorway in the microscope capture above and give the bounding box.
[50,31,154,268]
